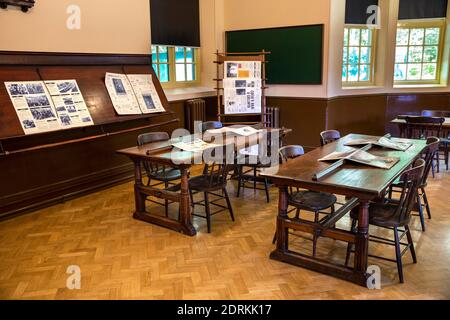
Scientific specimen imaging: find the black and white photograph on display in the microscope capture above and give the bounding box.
[143,94,156,110]
[226,62,238,78]
[5,80,64,134]
[30,107,56,120]
[126,74,166,114]
[60,114,72,126]
[26,83,45,94]
[235,80,247,88]
[82,117,92,123]
[66,105,76,113]
[236,89,246,96]
[7,83,28,96]
[112,78,127,95]
[45,79,94,129]
[63,97,74,105]
[26,95,51,108]
[22,120,36,129]
[57,81,79,94]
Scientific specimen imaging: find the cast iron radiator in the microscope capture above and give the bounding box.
[185,98,206,132]
[265,106,280,128]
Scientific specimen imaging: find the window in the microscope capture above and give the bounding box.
[394,20,446,84]
[152,45,199,87]
[152,46,170,83]
[342,27,376,85]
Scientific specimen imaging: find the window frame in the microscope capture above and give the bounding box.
[393,18,447,85]
[152,45,201,89]
[342,25,378,87]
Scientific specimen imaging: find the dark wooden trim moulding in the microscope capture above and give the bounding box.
[0,51,152,66]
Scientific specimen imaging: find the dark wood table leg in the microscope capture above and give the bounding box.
[132,159,146,215]
[353,201,370,286]
[270,186,289,256]
[178,167,196,236]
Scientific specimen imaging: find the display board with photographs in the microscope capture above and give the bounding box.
[105,72,141,115]
[4,81,62,135]
[44,80,94,128]
[223,61,262,115]
[127,74,165,114]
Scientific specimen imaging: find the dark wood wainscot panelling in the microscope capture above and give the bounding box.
[0,52,180,219]
[267,96,328,149]
[385,92,450,136]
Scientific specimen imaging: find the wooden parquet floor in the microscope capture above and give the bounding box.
[0,166,449,300]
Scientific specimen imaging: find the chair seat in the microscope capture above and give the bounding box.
[288,191,337,212]
[350,202,410,228]
[149,168,182,182]
[188,175,226,192]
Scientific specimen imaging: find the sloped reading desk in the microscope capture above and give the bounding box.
[0,51,179,219]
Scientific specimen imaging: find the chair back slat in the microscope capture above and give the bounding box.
[320,130,341,146]
[405,116,444,140]
[137,132,170,175]
[421,110,450,118]
[421,137,440,185]
[201,121,223,133]
[279,145,305,163]
[395,159,425,222]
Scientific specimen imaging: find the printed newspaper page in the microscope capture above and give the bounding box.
[223,78,262,115]
[105,72,141,115]
[44,80,94,128]
[224,61,262,79]
[319,149,399,169]
[4,81,62,135]
[127,74,165,114]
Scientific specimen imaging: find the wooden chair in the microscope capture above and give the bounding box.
[346,159,426,283]
[188,161,234,233]
[388,137,440,231]
[236,132,274,203]
[137,132,182,217]
[406,116,445,174]
[320,130,341,146]
[200,121,223,133]
[421,110,449,171]
[273,145,337,257]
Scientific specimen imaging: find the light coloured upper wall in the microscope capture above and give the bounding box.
[0,0,151,54]
[224,0,331,98]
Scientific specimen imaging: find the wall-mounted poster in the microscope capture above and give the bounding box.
[105,72,141,115]
[223,61,262,114]
[127,74,165,114]
[44,80,94,128]
[4,81,62,135]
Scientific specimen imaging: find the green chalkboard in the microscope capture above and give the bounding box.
[226,25,323,85]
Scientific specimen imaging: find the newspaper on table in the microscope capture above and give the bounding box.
[127,74,165,114]
[319,149,400,169]
[44,80,94,128]
[172,138,221,153]
[207,126,261,137]
[345,136,412,151]
[105,72,141,115]
[4,81,62,134]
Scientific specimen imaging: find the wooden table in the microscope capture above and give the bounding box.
[261,134,427,286]
[391,115,450,138]
[117,128,288,236]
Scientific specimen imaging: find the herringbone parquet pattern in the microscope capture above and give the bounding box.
[0,166,449,300]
